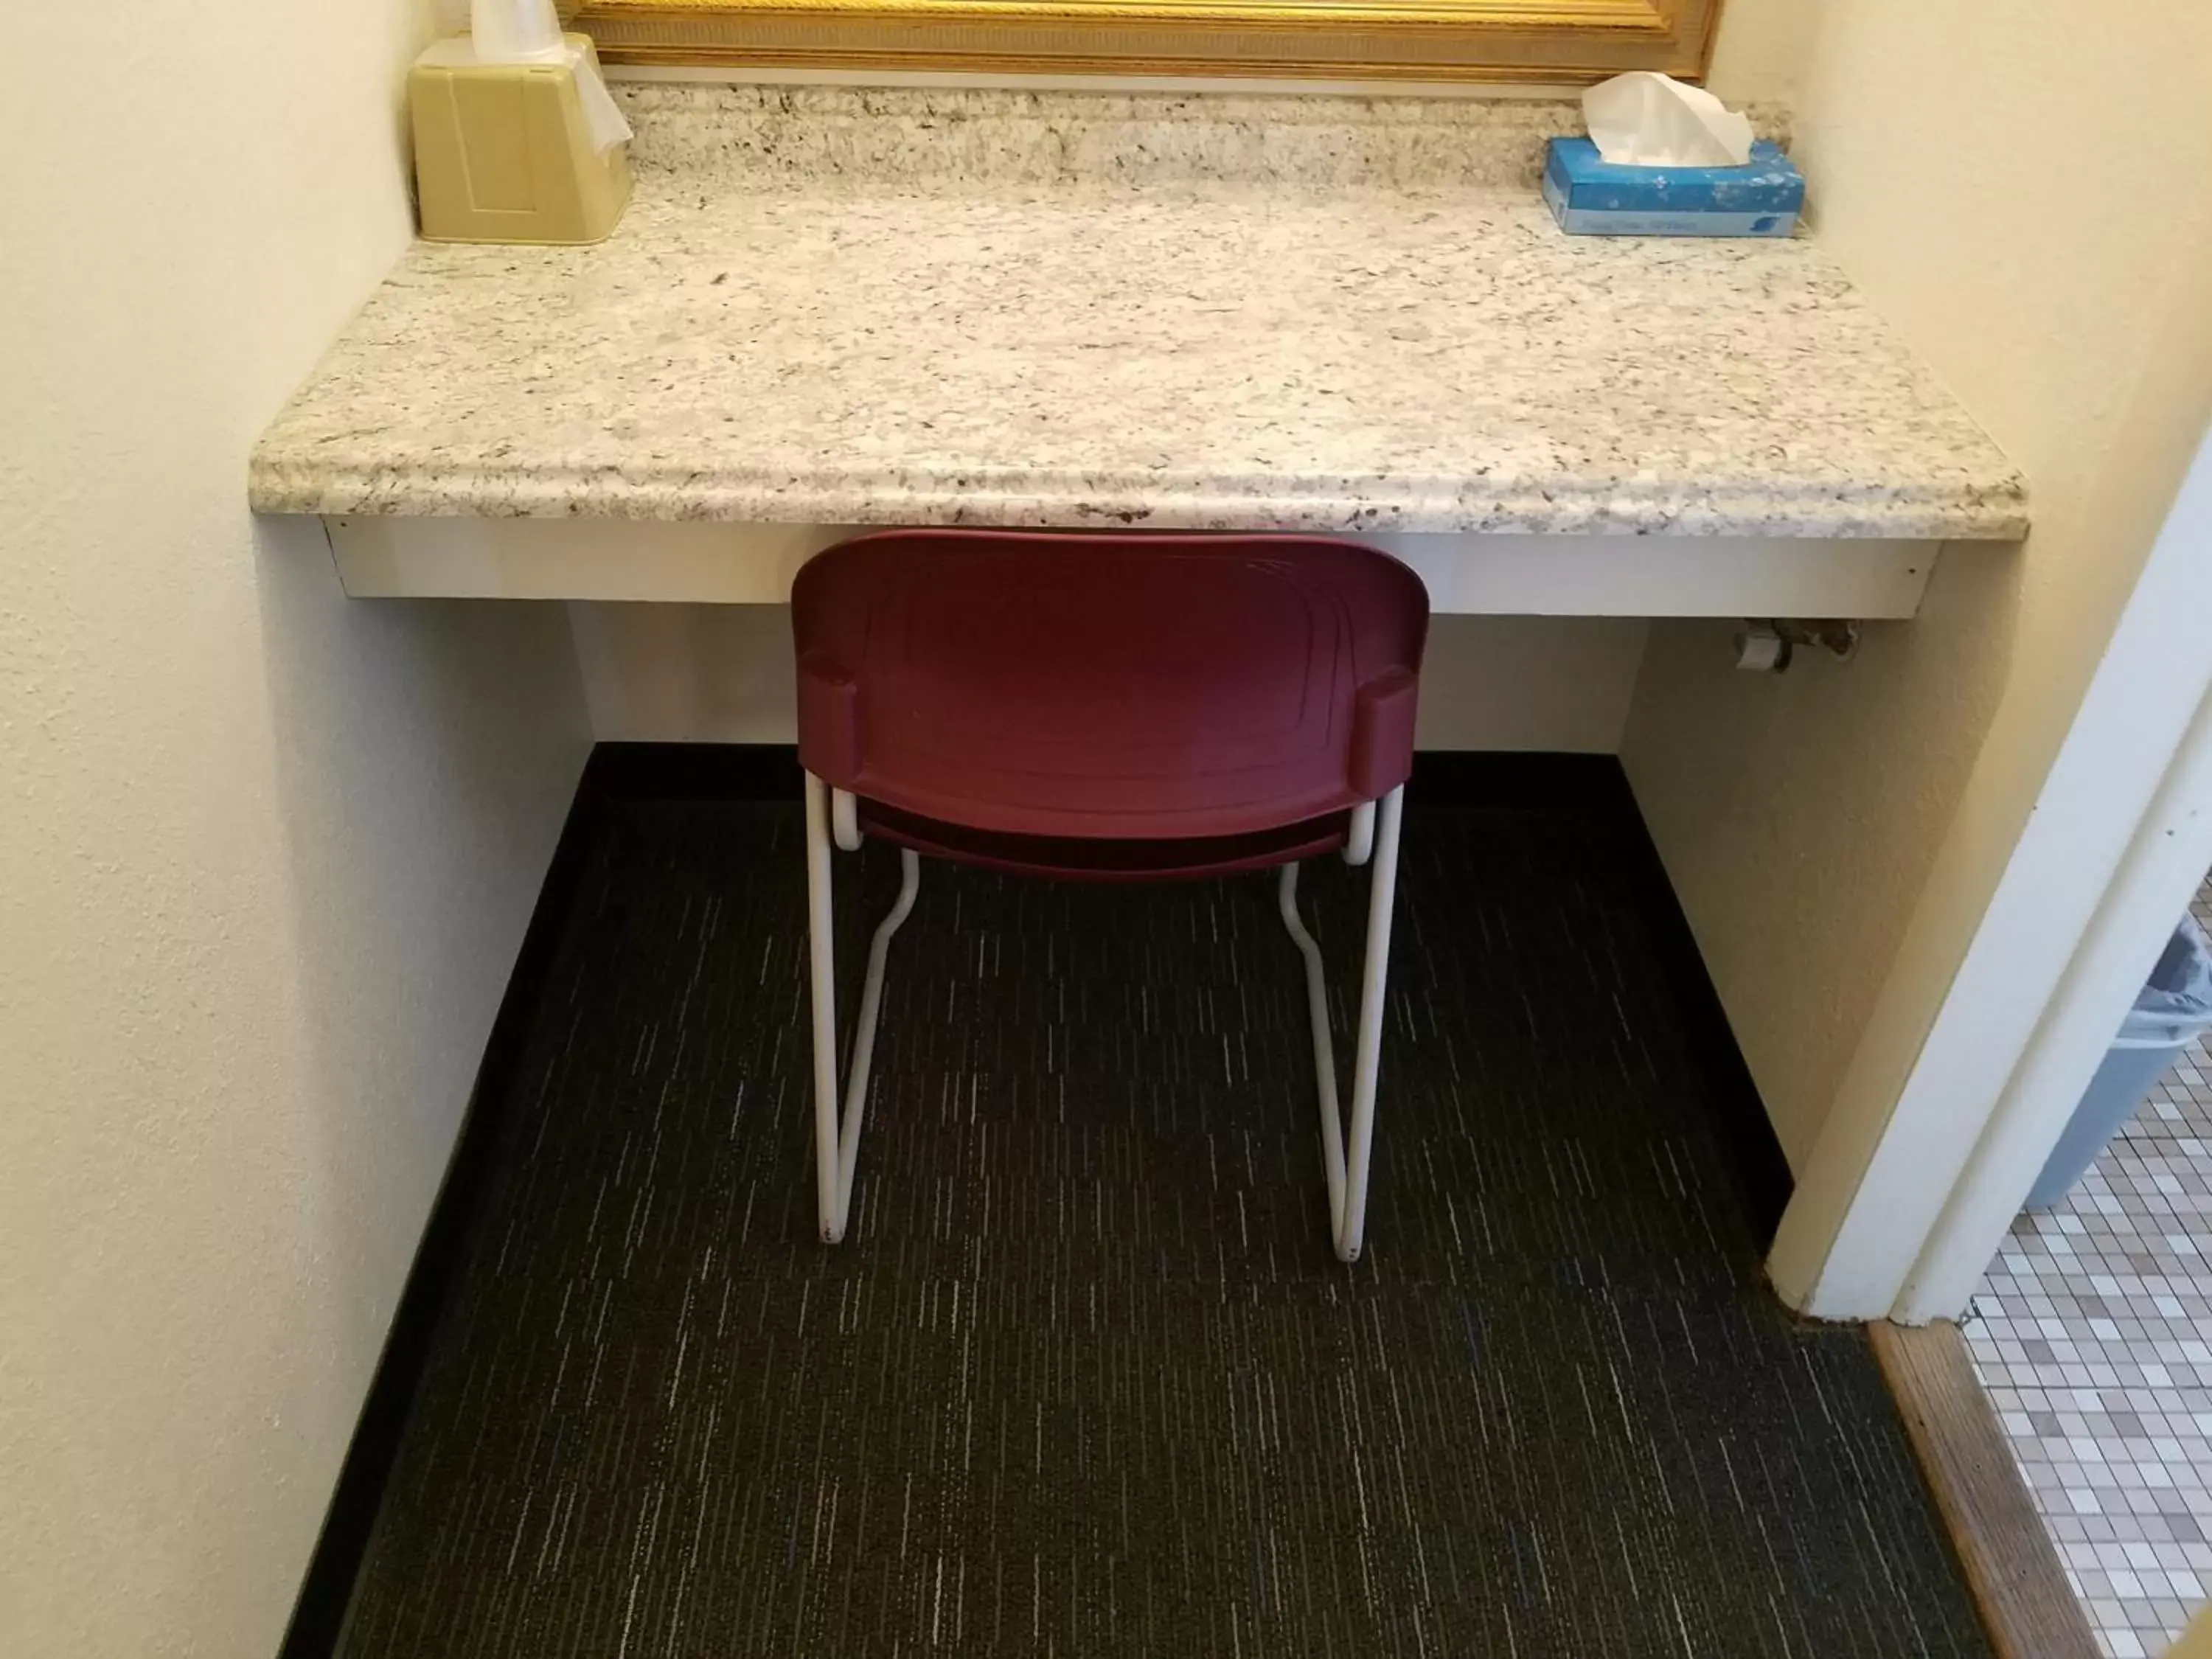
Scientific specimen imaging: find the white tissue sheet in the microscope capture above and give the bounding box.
[473,0,565,62]
[566,51,634,156]
[1582,72,1753,168]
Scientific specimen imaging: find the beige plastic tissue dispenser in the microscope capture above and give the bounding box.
[409,34,630,246]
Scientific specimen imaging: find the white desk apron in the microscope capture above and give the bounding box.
[317,517,1945,619]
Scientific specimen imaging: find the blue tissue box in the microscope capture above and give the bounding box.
[1543,136,1804,237]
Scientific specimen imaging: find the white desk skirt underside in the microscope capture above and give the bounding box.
[322,516,1954,620]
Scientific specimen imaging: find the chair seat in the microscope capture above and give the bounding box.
[857,798,1351,882]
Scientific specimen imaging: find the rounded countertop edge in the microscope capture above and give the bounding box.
[246,460,2031,543]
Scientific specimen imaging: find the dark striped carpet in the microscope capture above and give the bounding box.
[337,796,1991,1658]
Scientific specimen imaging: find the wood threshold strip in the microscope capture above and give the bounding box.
[1870,1320,2101,1659]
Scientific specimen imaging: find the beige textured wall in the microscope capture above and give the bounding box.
[0,2,591,1655]
[1622,557,2016,1166]
[1623,0,2212,1169]
[569,604,1652,752]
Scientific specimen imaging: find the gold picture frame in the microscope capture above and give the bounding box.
[570,0,1722,83]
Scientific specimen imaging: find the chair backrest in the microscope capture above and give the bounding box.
[792,529,1430,841]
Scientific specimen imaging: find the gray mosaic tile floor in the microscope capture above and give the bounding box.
[1967,877,2212,1658]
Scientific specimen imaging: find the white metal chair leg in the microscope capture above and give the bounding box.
[1279,784,1406,1262]
[1341,800,1376,866]
[804,773,919,1244]
[830,787,863,852]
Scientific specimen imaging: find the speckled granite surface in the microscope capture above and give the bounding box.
[248,87,2026,539]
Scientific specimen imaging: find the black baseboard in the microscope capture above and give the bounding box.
[585,740,806,802]
[1407,749,1644,813]
[274,748,620,1659]
[1587,763,1800,1248]
[271,742,1791,1658]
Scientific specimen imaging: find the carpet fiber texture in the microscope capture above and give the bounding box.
[338,798,1989,1658]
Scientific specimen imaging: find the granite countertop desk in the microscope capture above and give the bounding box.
[249,86,2028,616]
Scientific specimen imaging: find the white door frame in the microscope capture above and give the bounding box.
[1770,428,2212,1323]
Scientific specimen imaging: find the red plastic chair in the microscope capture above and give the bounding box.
[791,529,1430,1261]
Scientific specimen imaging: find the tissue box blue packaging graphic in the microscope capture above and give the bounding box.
[1543,137,1804,237]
